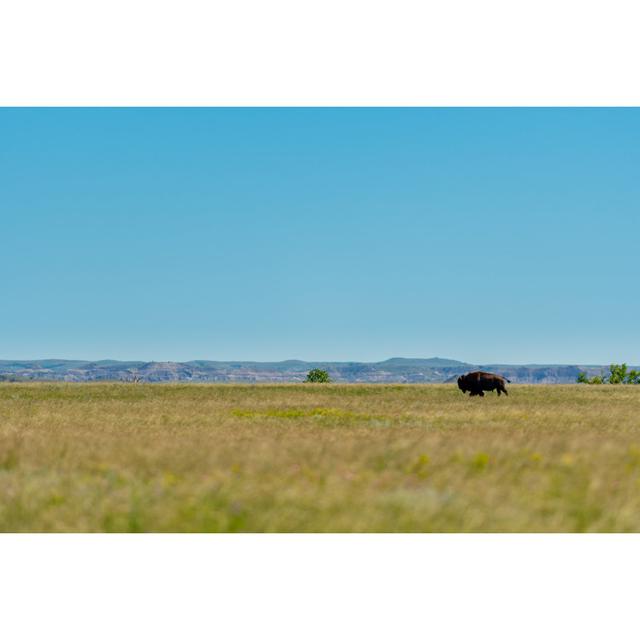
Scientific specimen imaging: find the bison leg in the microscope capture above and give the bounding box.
[478,390,485,397]
[496,382,508,396]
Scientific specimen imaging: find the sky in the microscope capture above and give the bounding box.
[1,108,638,364]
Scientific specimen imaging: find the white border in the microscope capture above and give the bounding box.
[1,534,638,639]
[1,0,639,105]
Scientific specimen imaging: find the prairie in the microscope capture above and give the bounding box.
[0,383,639,532]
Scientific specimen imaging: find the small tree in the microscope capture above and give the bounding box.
[305,368,331,383]
[608,363,628,384]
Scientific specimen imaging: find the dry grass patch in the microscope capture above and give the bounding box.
[0,383,639,532]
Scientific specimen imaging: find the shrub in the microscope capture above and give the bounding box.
[608,363,628,384]
[577,363,640,384]
[626,369,640,384]
[305,368,332,383]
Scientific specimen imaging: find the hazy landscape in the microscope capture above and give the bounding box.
[2,382,639,532]
[0,357,613,384]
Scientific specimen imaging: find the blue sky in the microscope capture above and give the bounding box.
[1,108,638,364]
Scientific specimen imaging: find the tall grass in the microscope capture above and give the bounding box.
[0,383,639,532]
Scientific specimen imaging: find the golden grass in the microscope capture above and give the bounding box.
[1,383,639,532]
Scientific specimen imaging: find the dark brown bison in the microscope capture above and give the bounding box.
[457,371,510,397]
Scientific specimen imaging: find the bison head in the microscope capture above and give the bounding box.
[457,375,467,393]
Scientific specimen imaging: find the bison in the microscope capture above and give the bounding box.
[457,371,510,397]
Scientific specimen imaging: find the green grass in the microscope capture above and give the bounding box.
[0,383,639,532]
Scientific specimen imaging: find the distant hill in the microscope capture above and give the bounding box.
[0,358,621,383]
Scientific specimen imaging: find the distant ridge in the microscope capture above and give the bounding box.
[378,357,474,368]
[0,358,617,383]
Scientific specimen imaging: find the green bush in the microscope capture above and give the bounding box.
[627,369,640,384]
[577,363,640,384]
[305,368,332,383]
[608,363,628,384]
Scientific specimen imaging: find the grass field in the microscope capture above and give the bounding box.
[1,382,639,532]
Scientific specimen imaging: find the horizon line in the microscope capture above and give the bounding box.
[0,356,628,367]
